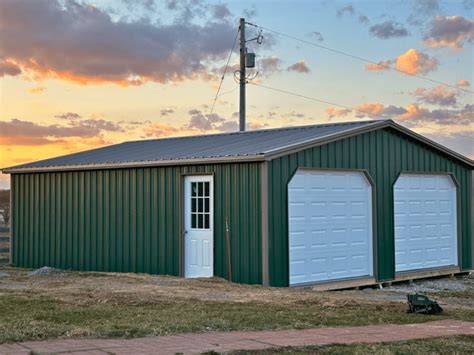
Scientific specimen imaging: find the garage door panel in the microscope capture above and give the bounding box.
[394,174,458,272]
[288,170,373,285]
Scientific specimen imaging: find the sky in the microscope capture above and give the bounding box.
[0,0,473,189]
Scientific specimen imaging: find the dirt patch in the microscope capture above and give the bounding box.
[331,275,474,313]
[0,267,472,309]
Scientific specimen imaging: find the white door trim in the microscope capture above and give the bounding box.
[184,175,214,278]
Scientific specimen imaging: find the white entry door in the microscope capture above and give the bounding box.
[394,174,458,272]
[288,170,373,286]
[184,175,214,278]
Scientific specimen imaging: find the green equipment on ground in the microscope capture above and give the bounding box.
[407,293,443,314]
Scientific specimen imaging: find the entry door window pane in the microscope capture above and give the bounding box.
[190,181,211,230]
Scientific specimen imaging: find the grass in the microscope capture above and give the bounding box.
[0,269,473,344]
[0,289,471,344]
[231,336,474,354]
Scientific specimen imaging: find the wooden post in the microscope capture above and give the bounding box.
[226,217,232,282]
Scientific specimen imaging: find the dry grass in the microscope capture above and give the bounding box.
[0,267,473,344]
[231,336,474,354]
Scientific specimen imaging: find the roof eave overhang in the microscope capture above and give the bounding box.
[2,154,266,174]
[263,120,388,160]
[264,119,473,167]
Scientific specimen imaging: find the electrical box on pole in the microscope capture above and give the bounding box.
[246,53,256,68]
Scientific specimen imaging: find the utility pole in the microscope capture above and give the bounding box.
[239,18,246,132]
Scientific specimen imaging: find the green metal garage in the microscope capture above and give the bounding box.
[3,119,473,287]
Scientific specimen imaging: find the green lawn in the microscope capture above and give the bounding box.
[1,289,472,343]
[0,269,472,344]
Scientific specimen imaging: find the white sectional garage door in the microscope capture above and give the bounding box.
[288,170,373,286]
[394,174,458,272]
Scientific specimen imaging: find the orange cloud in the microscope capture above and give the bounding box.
[143,123,198,138]
[365,60,392,71]
[326,106,352,118]
[248,122,269,130]
[287,60,310,73]
[397,104,427,122]
[367,49,438,75]
[355,103,384,117]
[456,79,470,87]
[395,49,438,75]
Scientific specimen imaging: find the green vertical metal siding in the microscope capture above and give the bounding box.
[11,163,262,284]
[267,127,472,287]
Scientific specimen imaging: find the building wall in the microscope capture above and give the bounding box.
[267,127,472,287]
[11,163,262,284]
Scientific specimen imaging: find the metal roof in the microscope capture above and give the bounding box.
[3,119,472,173]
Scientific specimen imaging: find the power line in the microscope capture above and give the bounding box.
[248,81,473,139]
[249,81,388,118]
[248,22,473,94]
[217,86,238,99]
[209,28,239,116]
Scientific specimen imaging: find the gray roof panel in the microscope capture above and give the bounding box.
[4,121,378,171]
[7,119,471,172]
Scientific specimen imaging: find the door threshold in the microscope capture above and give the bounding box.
[293,276,376,291]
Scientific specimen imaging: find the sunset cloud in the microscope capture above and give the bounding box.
[395,49,438,75]
[0,59,21,77]
[342,101,473,127]
[365,49,438,75]
[326,107,352,119]
[0,117,123,146]
[456,79,470,87]
[0,0,237,86]
[287,60,310,73]
[355,103,385,118]
[327,102,408,119]
[365,60,393,71]
[143,123,184,138]
[414,86,458,106]
[398,103,473,126]
[423,16,474,49]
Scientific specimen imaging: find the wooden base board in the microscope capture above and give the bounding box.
[299,267,470,291]
[394,267,462,282]
[306,277,377,291]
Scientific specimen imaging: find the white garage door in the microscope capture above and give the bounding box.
[288,170,373,286]
[394,174,458,273]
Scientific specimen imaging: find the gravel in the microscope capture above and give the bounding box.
[27,266,64,276]
[383,275,473,294]
[0,272,9,278]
